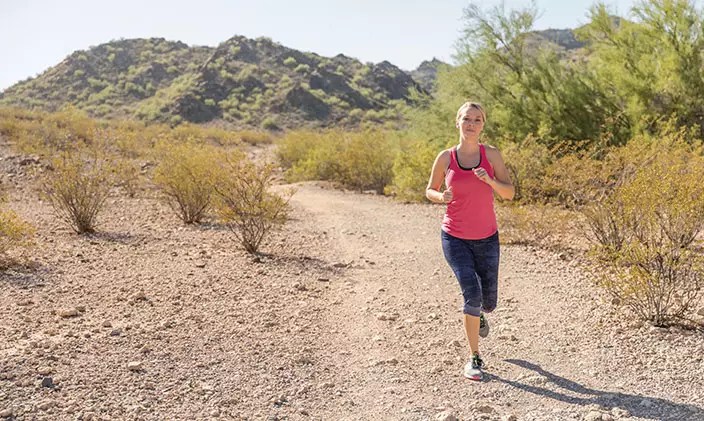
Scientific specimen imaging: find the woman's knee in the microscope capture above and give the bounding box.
[463,304,482,317]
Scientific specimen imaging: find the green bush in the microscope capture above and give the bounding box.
[261,117,278,130]
[283,57,297,67]
[387,137,438,202]
[294,64,310,74]
[499,135,552,202]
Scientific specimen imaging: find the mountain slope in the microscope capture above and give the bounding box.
[0,36,426,129]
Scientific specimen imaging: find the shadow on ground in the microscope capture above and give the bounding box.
[485,359,704,421]
[0,261,53,288]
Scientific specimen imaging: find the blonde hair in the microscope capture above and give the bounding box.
[456,102,486,123]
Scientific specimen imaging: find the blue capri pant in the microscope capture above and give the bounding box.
[441,230,500,317]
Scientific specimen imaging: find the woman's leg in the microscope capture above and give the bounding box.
[441,231,482,355]
[472,231,500,315]
[463,314,480,355]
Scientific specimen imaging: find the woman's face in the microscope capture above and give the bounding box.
[456,107,485,138]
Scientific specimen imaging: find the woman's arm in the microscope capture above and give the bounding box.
[426,150,451,203]
[476,145,515,200]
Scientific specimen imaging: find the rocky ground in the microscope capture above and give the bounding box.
[0,147,703,421]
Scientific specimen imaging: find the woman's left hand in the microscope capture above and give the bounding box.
[473,168,493,185]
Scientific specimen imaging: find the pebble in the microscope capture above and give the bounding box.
[110,329,122,336]
[501,416,518,421]
[436,410,457,421]
[37,400,54,411]
[127,361,143,371]
[585,411,607,421]
[0,409,12,418]
[57,307,79,317]
[611,408,630,418]
[37,367,52,375]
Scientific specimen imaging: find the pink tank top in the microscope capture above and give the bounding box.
[441,144,498,240]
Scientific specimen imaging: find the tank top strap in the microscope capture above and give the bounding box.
[479,143,487,163]
[448,146,458,170]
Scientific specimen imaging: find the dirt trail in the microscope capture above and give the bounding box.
[1,152,703,421]
[286,183,704,421]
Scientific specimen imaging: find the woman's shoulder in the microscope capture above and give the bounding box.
[481,143,502,158]
[435,147,453,161]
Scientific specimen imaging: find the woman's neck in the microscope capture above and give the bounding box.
[458,135,480,149]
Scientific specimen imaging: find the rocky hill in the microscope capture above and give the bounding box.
[0,28,588,129]
[0,36,427,130]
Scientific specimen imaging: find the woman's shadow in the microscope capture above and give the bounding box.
[485,359,703,421]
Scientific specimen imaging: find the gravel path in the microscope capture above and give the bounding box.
[0,152,702,421]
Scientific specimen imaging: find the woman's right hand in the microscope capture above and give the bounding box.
[442,186,453,203]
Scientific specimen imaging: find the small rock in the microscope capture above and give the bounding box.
[447,340,461,348]
[133,291,147,301]
[584,411,604,421]
[57,307,79,318]
[37,367,52,375]
[0,409,13,418]
[139,344,152,353]
[37,400,54,411]
[436,410,457,421]
[611,408,630,418]
[428,313,439,320]
[476,405,495,414]
[319,382,335,389]
[127,361,142,371]
[41,377,55,388]
[602,414,614,421]
[210,409,220,417]
[697,307,704,316]
[195,262,206,268]
[110,329,121,336]
[371,335,385,342]
[102,320,112,328]
[317,277,330,282]
[501,416,518,421]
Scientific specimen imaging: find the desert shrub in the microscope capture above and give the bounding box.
[584,142,704,325]
[294,64,310,73]
[261,117,278,131]
[113,160,141,198]
[289,135,343,183]
[500,135,553,202]
[214,159,291,254]
[278,130,397,193]
[153,142,220,224]
[387,137,438,202]
[0,197,35,259]
[236,130,273,146]
[283,57,297,67]
[496,203,573,248]
[544,138,656,207]
[276,131,327,171]
[338,130,396,194]
[42,154,113,234]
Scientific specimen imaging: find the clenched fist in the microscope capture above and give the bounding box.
[443,186,453,203]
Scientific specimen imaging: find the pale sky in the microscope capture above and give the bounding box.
[1,0,636,92]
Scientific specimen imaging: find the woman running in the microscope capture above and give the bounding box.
[425,102,515,380]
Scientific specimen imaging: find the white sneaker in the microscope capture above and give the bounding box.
[464,354,484,381]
